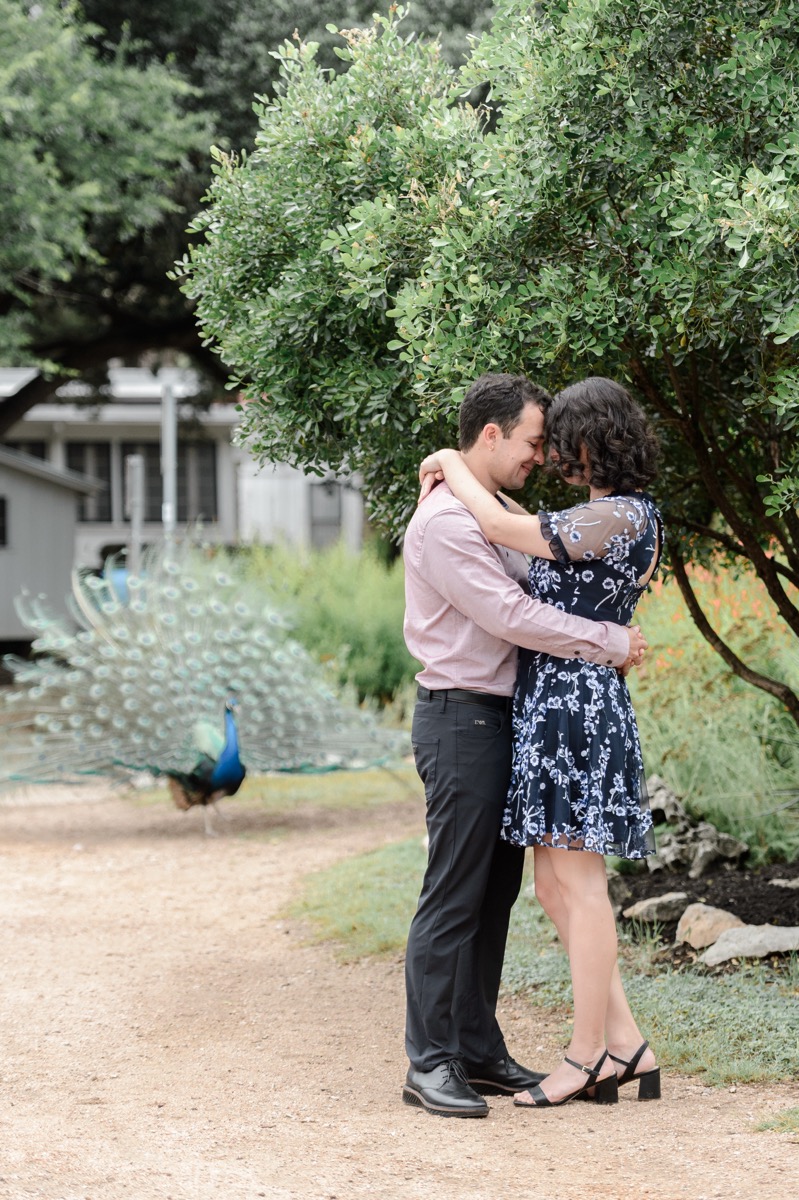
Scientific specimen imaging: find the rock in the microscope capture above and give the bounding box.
[715,831,749,862]
[699,924,799,966]
[675,903,745,949]
[687,826,749,879]
[646,831,691,874]
[688,839,724,879]
[770,878,799,890]
[622,891,689,923]
[647,775,691,830]
[643,777,749,879]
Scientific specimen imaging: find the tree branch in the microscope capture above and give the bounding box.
[670,546,799,729]
[681,521,799,590]
[670,378,799,637]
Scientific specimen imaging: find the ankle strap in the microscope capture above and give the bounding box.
[564,1050,608,1080]
[609,1041,648,1071]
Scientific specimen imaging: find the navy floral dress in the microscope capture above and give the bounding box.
[501,493,663,859]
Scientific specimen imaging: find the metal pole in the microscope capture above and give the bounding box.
[124,453,144,575]
[161,381,177,539]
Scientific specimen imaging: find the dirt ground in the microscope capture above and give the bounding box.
[1,782,798,1200]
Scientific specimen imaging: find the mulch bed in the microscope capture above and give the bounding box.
[617,856,799,953]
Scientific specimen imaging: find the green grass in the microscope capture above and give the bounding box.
[240,763,419,813]
[291,839,799,1085]
[756,1107,799,1134]
[621,968,799,1084]
[289,837,427,960]
[504,892,798,1082]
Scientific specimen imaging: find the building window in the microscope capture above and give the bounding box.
[65,443,112,522]
[0,496,6,546]
[120,440,218,524]
[310,479,342,548]
[177,442,218,523]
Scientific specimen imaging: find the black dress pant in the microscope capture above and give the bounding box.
[405,690,525,1071]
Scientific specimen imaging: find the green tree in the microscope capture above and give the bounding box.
[179,1,799,724]
[82,1,494,151]
[0,0,212,426]
[0,0,492,431]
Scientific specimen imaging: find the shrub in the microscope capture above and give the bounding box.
[630,569,799,862]
[242,541,419,703]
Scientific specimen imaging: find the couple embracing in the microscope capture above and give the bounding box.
[402,372,663,1117]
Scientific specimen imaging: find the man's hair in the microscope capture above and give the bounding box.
[546,377,660,492]
[459,373,551,450]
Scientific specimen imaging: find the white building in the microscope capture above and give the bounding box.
[1,367,364,572]
[0,446,98,639]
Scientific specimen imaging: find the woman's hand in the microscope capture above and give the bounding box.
[621,625,648,673]
[418,449,459,503]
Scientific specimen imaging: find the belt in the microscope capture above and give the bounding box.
[416,685,511,712]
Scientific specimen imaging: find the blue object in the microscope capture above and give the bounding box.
[169,697,246,805]
[208,701,247,795]
[107,567,130,605]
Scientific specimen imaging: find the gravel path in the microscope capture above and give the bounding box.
[1,783,798,1200]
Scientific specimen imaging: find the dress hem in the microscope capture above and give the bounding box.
[499,830,655,860]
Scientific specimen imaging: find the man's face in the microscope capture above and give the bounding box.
[488,402,546,490]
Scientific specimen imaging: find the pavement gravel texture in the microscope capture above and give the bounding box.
[1,783,798,1200]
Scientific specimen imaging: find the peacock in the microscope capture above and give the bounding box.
[165,695,247,832]
[0,541,401,832]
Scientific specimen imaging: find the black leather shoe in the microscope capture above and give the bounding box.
[464,1055,547,1096]
[402,1060,489,1118]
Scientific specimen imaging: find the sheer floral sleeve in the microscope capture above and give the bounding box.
[539,496,652,566]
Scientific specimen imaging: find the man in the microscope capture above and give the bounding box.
[401,372,646,1118]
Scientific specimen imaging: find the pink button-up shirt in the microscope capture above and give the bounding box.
[403,484,629,697]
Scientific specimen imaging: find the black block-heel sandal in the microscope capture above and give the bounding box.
[610,1040,661,1101]
[514,1051,619,1108]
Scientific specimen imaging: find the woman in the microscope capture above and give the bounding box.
[418,377,663,1109]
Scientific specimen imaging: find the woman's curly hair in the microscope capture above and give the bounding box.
[546,377,660,493]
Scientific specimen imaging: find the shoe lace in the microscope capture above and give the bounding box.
[448,1059,469,1083]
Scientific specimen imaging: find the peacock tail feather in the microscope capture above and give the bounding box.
[0,541,399,788]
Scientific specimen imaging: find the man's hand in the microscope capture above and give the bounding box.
[623,624,647,670]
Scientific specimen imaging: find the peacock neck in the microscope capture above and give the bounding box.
[217,708,240,767]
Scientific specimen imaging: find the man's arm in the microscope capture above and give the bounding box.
[419,506,637,667]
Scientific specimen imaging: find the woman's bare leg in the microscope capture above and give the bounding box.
[517,845,616,1104]
[603,970,658,1076]
[531,847,657,1085]
[531,843,570,943]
